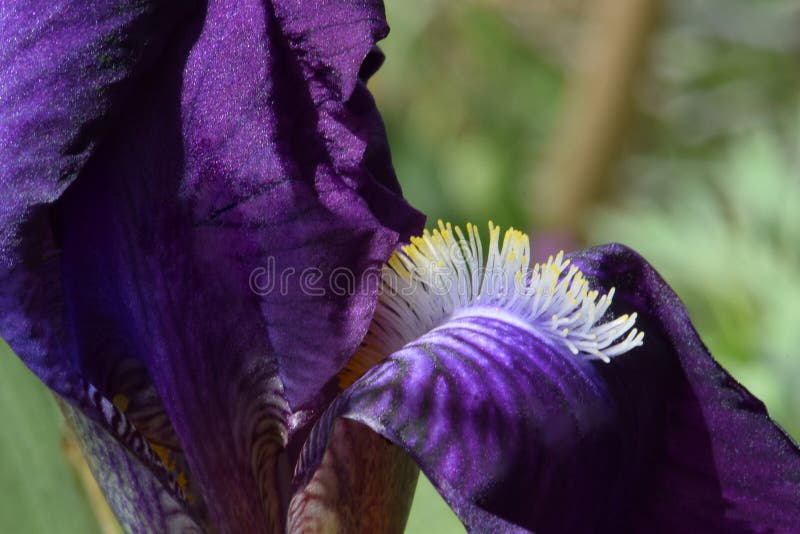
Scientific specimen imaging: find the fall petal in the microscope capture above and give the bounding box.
[295,311,629,533]
[570,243,800,532]
[294,228,800,534]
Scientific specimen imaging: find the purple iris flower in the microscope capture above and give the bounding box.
[1,2,798,533]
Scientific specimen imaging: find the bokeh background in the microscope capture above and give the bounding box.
[2,1,798,532]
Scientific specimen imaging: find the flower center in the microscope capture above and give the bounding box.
[339,221,643,388]
[111,393,193,503]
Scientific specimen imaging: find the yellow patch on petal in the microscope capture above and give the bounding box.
[111,394,129,413]
[110,392,194,504]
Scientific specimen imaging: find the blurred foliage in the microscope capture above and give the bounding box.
[590,0,800,437]
[593,120,800,437]
[375,1,564,229]
[405,475,462,533]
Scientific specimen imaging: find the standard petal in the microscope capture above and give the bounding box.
[0,1,198,190]
[0,3,205,528]
[294,242,800,533]
[3,1,422,532]
[183,0,424,410]
[0,0,199,418]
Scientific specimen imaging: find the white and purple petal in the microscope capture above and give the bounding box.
[292,227,800,533]
[294,308,627,533]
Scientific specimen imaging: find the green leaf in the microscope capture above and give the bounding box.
[405,475,465,534]
[0,341,106,534]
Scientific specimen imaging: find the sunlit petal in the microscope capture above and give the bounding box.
[296,226,800,533]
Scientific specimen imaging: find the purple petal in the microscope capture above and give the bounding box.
[294,246,800,533]
[0,0,198,421]
[0,1,197,191]
[182,0,423,410]
[295,311,627,533]
[2,1,422,531]
[570,243,800,532]
[0,2,204,524]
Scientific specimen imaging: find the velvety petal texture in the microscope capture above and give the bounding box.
[182,0,423,410]
[293,243,800,533]
[0,0,199,421]
[572,244,800,532]
[0,1,207,526]
[295,310,624,533]
[1,1,422,532]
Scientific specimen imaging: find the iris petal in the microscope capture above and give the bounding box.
[294,237,800,533]
[60,387,204,532]
[2,1,422,531]
[570,244,800,532]
[296,311,626,533]
[182,0,423,410]
[0,2,205,525]
[0,0,199,419]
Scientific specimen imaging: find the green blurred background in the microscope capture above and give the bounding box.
[2,1,798,532]
[382,1,800,531]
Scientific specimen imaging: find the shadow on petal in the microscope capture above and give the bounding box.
[573,244,800,532]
